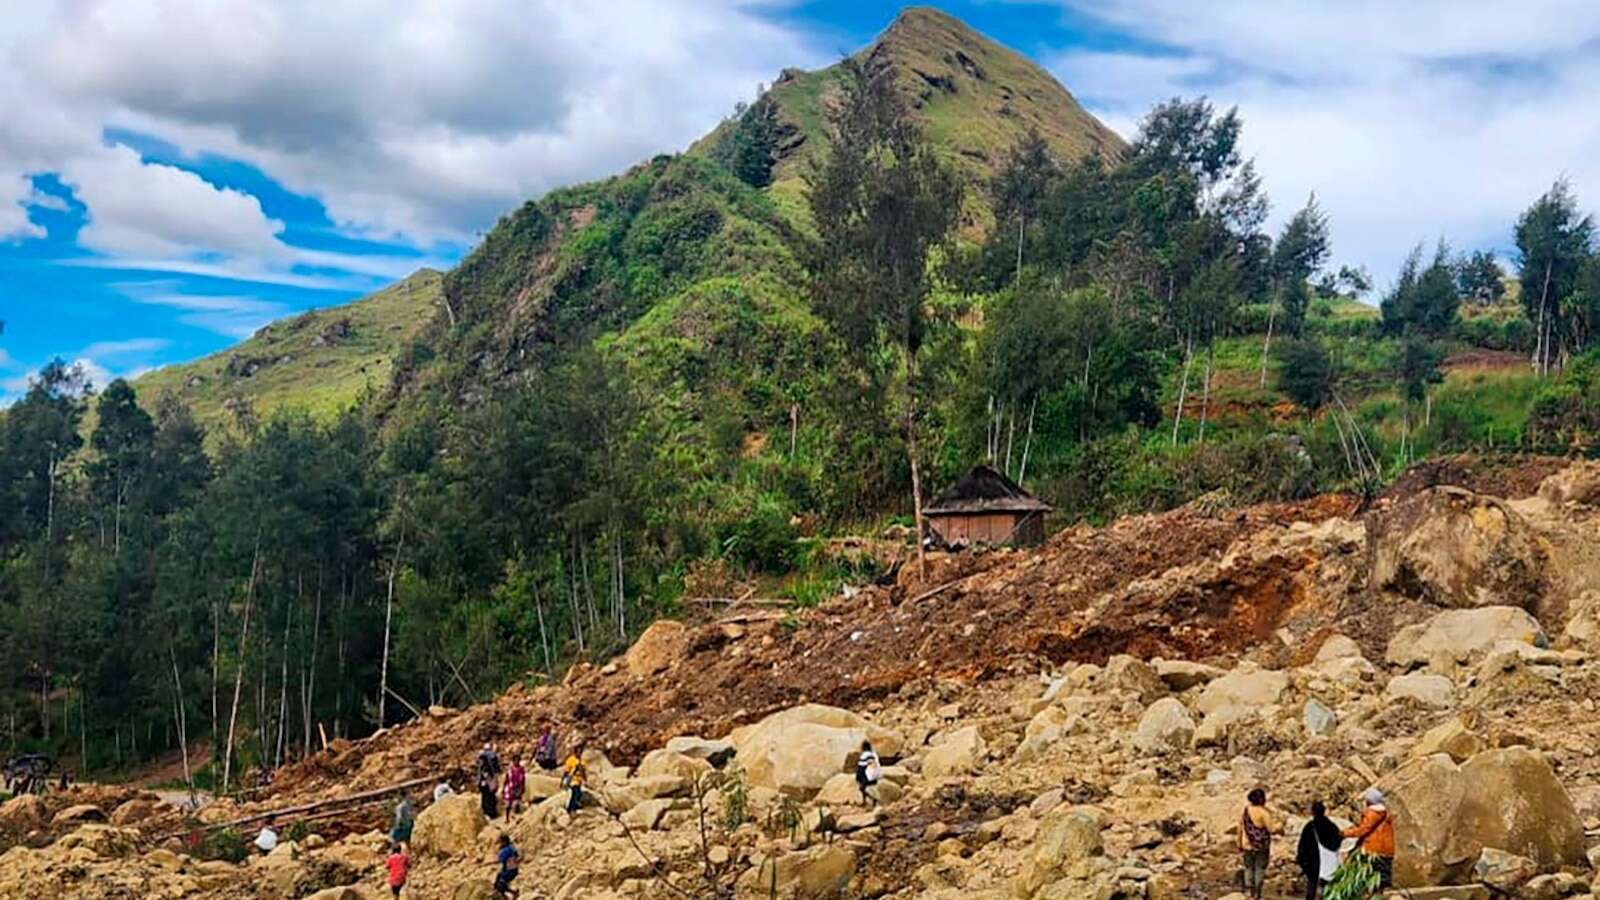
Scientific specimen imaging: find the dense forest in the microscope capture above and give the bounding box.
[4,51,1600,792]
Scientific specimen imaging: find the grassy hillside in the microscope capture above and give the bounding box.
[133,269,442,436]
[694,6,1126,232]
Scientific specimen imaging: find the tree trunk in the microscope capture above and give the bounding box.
[169,645,194,801]
[221,540,262,796]
[1260,290,1278,387]
[274,595,290,769]
[1172,332,1194,445]
[304,581,321,758]
[1534,259,1553,374]
[533,584,551,673]
[1015,214,1025,284]
[377,525,406,730]
[335,571,347,739]
[42,454,56,580]
[567,550,585,655]
[1018,395,1038,485]
[211,601,219,746]
[906,350,927,580]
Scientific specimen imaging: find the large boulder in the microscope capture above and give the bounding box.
[1385,672,1455,708]
[625,619,688,678]
[411,793,487,857]
[1386,607,1547,670]
[620,797,687,831]
[637,748,713,783]
[730,705,901,799]
[1381,747,1585,887]
[1132,698,1195,755]
[1194,663,1288,733]
[1370,487,1543,609]
[1536,460,1600,506]
[1013,706,1086,763]
[1562,590,1600,650]
[1152,659,1224,692]
[1302,698,1337,737]
[815,772,902,807]
[523,773,563,801]
[923,727,987,779]
[0,794,46,832]
[108,797,163,827]
[1012,806,1104,898]
[737,845,856,899]
[663,736,736,767]
[1409,717,1487,763]
[1101,655,1166,703]
[50,804,106,826]
[602,774,689,813]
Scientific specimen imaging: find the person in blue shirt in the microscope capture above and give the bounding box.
[492,833,520,898]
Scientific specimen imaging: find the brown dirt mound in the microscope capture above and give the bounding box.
[263,491,1363,805]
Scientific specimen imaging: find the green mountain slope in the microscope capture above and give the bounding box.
[142,6,1123,482]
[694,6,1126,230]
[133,269,442,435]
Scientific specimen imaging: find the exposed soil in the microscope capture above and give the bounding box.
[247,454,1566,825]
[1381,452,1568,500]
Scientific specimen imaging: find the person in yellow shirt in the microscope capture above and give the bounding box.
[562,742,588,814]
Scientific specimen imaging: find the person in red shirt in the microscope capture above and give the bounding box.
[503,756,527,821]
[386,841,411,897]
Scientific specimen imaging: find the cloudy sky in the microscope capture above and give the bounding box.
[3,1,1599,400]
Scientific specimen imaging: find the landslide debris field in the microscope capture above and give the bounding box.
[11,452,1600,900]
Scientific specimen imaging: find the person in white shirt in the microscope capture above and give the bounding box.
[854,741,881,807]
[254,822,279,855]
[433,780,456,803]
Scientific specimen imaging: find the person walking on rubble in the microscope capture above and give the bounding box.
[1238,787,1278,900]
[385,840,411,897]
[1296,800,1342,900]
[534,721,559,771]
[1342,788,1396,889]
[492,833,520,899]
[476,742,502,818]
[390,792,416,850]
[855,740,882,807]
[503,756,527,821]
[562,741,588,814]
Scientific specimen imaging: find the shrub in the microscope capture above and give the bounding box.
[720,493,799,574]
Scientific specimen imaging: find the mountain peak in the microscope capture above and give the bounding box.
[697,6,1124,231]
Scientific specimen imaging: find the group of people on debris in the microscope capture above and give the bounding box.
[1240,787,1395,899]
[382,721,584,898]
[248,721,587,898]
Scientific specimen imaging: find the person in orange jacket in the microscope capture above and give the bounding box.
[1342,788,1396,888]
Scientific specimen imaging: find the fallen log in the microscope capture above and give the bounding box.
[684,596,791,607]
[156,773,441,840]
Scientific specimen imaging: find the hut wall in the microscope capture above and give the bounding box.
[932,512,1030,546]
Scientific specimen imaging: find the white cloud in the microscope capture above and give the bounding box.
[71,357,114,392]
[120,287,291,338]
[65,144,289,262]
[7,0,822,248]
[1048,0,1600,283]
[1,173,44,240]
[80,337,170,358]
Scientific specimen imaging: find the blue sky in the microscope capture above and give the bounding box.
[4,1,1600,402]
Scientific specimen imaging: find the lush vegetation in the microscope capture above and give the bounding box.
[7,15,1600,790]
